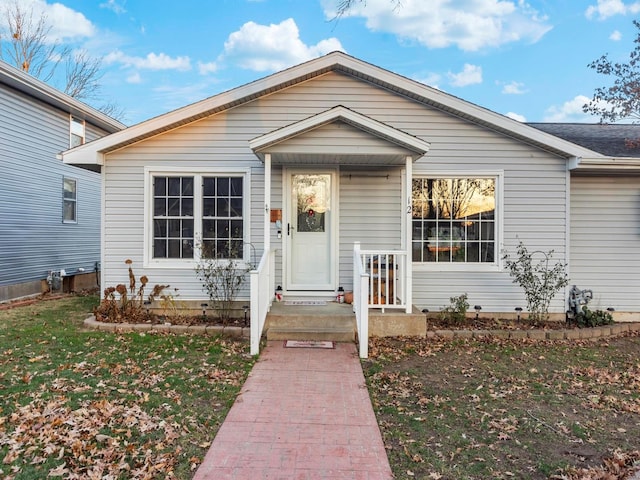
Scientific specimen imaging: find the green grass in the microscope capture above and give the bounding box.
[363,335,640,479]
[0,295,255,479]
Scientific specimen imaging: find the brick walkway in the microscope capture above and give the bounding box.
[193,341,393,479]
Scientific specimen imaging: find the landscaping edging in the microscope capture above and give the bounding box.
[85,315,640,342]
[427,322,640,340]
[83,316,250,338]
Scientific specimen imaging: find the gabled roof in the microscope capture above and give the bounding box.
[61,51,602,166]
[0,60,125,133]
[249,105,430,165]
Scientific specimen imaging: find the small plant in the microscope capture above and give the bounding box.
[94,260,167,323]
[195,243,250,325]
[574,306,614,328]
[439,293,469,324]
[503,241,569,321]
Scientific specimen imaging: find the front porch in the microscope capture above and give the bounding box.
[249,244,424,358]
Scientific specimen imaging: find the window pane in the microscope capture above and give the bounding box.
[203,178,216,196]
[154,219,167,237]
[168,239,181,258]
[182,177,193,196]
[203,219,215,238]
[231,220,243,238]
[63,202,76,222]
[230,177,243,196]
[154,198,166,216]
[168,219,181,237]
[63,178,76,198]
[168,177,181,196]
[217,198,229,217]
[168,198,180,216]
[229,198,242,217]
[154,239,166,258]
[182,198,193,216]
[154,177,166,196]
[217,177,229,196]
[203,198,216,216]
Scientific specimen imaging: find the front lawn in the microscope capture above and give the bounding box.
[363,335,640,479]
[0,294,254,479]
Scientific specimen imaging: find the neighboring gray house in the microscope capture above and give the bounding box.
[0,60,125,301]
[61,52,640,356]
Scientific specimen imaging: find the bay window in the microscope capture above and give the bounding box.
[412,176,498,264]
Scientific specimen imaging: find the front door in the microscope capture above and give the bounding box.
[286,171,336,291]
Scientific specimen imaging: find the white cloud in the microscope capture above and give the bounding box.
[543,95,598,122]
[585,0,640,20]
[100,0,126,14]
[502,81,527,94]
[0,0,95,43]
[105,50,191,71]
[126,72,142,84]
[221,18,344,71]
[198,61,218,75]
[610,29,622,40]
[414,72,442,89]
[448,64,482,87]
[505,112,526,122]
[322,0,552,52]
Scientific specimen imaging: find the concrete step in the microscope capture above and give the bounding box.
[267,326,355,342]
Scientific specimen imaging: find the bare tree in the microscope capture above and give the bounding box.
[0,1,122,119]
[334,0,402,18]
[583,19,640,123]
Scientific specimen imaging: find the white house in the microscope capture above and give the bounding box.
[61,52,640,355]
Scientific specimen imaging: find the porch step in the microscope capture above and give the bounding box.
[266,301,356,342]
[267,326,355,342]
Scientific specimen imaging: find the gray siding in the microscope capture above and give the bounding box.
[0,83,108,298]
[570,175,640,311]
[102,71,571,312]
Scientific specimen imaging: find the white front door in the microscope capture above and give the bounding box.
[286,171,336,291]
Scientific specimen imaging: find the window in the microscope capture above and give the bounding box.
[63,177,77,223]
[70,116,85,147]
[412,177,497,264]
[153,176,194,259]
[150,173,245,262]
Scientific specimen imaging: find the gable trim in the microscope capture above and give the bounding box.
[249,105,430,162]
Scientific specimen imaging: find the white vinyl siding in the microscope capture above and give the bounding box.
[570,175,640,311]
[101,71,570,310]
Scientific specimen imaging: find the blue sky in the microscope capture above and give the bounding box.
[3,0,640,126]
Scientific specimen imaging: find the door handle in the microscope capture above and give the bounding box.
[288,223,290,235]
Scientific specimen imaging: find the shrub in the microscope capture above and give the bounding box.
[195,244,250,324]
[503,241,569,321]
[574,306,614,328]
[439,293,469,325]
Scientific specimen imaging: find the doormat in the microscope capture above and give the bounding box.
[284,300,327,306]
[284,340,335,349]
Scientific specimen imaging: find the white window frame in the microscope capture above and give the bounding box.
[411,171,504,272]
[70,116,85,148]
[143,166,251,269]
[62,177,77,224]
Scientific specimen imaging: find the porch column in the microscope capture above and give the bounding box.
[404,156,413,313]
[264,153,271,251]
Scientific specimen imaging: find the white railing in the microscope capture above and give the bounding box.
[353,244,410,359]
[353,242,369,359]
[249,248,276,356]
[359,249,408,313]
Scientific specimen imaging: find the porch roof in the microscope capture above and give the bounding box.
[249,105,431,166]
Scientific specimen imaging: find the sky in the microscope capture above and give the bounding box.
[2,0,639,126]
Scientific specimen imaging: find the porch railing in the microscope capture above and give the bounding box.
[353,242,369,359]
[353,243,410,359]
[249,247,276,356]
